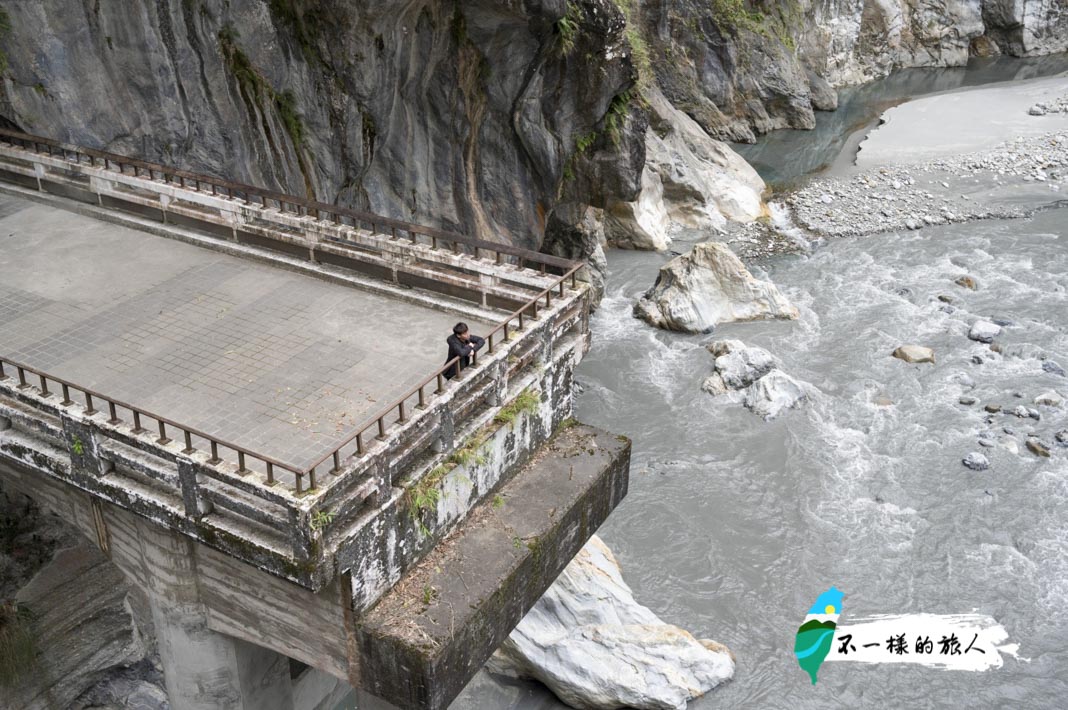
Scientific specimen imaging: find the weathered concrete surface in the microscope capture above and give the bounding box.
[0,193,493,469]
[0,462,355,685]
[0,134,619,710]
[0,417,631,710]
[340,319,588,616]
[355,423,630,710]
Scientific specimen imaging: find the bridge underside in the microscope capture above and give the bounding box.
[0,193,493,470]
[0,422,629,710]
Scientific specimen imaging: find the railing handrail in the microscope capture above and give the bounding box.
[0,127,575,271]
[0,354,302,476]
[0,130,588,501]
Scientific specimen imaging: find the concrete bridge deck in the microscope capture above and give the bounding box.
[0,128,628,710]
[0,193,492,470]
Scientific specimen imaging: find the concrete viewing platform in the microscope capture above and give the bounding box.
[0,128,629,710]
[0,193,493,470]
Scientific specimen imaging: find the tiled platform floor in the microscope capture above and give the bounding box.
[0,194,493,469]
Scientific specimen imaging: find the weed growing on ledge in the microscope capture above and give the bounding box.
[710,0,765,32]
[310,509,335,531]
[449,431,489,467]
[0,9,10,74]
[604,90,633,144]
[494,388,540,426]
[408,463,453,537]
[555,2,581,56]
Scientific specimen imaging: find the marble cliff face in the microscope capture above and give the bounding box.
[0,0,644,250]
[644,0,1068,143]
[2,0,1064,253]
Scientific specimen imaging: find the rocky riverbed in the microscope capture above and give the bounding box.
[725,100,1068,259]
[786,130,1068,239]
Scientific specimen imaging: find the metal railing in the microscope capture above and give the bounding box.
[0,129,587,508]
[0,127,574,273]
[0,356,304,484]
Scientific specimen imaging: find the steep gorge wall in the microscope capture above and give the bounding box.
[0,485,164,710]
[1,1,1064,250]
[638,0,1068,142]
[0,0,643,249]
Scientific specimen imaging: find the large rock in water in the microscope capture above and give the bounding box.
[489,536,734,710]
[892,345,936,364]
[634,242,799,333]
[968,320,1001,343]
[743,370,809,421]
[702,339,777,395]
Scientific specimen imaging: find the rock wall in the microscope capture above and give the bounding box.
[0,485,163,710]
[490,535,735,710]
[3,0,1059,271]
[636,0,1068,142]
[0,0,643,250]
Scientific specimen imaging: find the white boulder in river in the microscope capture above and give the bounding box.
[743,370,809,421]
[968,320,1001,343]
[1034,390,1063,407]
[892,345,936,363]
[489,536,734,710]
[702,339,776,395]
[634,241,799,333]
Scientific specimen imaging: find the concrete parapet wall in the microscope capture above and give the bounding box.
[356,424,632,710]
[340,322,585,615]
[0,131,628,710]
[0,156,590,593]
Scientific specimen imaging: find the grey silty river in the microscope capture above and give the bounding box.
[563,206,1068,708]
[435,206,1068,708]
[443,209,1068,708]
[455,188,1068,706]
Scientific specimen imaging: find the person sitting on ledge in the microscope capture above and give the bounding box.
[444,322,485,380]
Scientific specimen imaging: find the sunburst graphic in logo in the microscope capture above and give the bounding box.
[794,586,843,684]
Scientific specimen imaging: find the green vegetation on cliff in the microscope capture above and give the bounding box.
[0,602,36,687]
[0,9,11,74]
[218,24,313,193]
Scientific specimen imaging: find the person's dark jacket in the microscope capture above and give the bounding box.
[444,333,485,379]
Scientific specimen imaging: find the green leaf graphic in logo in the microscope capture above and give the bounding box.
[794,586,843,685]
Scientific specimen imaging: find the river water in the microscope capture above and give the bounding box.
[352,61,1068,710]
[560,204,1068,708]
[448,210,1068,707]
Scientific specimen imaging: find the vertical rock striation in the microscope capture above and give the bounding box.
[0,0,644,250]
[0,486,160,710]
[636,0,1068,142]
